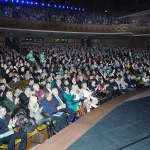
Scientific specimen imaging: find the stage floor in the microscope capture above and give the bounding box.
[68,96,150,150]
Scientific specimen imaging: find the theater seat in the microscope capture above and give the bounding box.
[0,129,38,149]
[37,124,46,131]
[27,129,38,138]
[0,139,21,149]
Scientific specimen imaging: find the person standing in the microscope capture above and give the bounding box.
[27,50,35,65]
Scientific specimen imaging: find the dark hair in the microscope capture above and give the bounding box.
[0,83,4,87]
[63,87,68,92]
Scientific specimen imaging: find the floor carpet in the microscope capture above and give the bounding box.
[67,96,150,150]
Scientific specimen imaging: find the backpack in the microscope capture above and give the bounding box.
[11,107,37,133]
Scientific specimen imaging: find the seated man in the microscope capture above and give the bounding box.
[40,93,67,132]
[0,83,10,101]
[0,106,27,150]
[53,79,64,95]
[51,88,76,124]
[4,91,20,112]
[33,83,45,102]
[19,85,32,107]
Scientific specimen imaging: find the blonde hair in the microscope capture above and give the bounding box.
[28,95,38,108]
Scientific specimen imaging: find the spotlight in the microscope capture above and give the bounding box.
[82,8,84,11]
[35,2,38,5]
[42,3,44,6]
[31,2,33,4]
[67,6,69,9]
[16,0,19,2]
[59,6,61,8]
[22,1,24,3]
[71,7,73,9]
[62,6,64,8]
[27,1,29,4]
[54,5,56,7]
[48,4,50,6]
[79,8,80,10]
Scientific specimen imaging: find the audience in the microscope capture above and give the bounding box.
[0,43,149,147]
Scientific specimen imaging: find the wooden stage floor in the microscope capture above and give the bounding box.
[36,86,150,150]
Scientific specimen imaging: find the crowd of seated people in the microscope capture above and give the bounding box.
[0,44,150,148]
[1,3,150,26]
[0,3,122,25]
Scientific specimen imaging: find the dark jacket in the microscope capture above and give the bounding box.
[0,114,11,145]
[19,92,30,107]
[40,98,57,120]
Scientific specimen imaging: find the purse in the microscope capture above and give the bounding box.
[31,132,44,144]
[22,123,36,133]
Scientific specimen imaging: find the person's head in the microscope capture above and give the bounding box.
[24,85,32,96]
[63,87,69,93]
[109,77,114,82]
[28,78,34,85]
[0,106,7,117]
[52,88,58,96]
[56,79,61,86]
[33,84,40,91]
[44,92,52,101]
[6,91,13,99]
[12,76,18,82]
[63,73,68,79]
[79,75,83,81]
[82,82,87,89]
[72,84,78,91]
[64,79,69,85]
[29,95,38,105]
[46,82,51,89]
[15,88,21,94]
[71,77,76,83]
[21,66,24,72]
[0,78,6,84]
[91,80,96,86]
[26,70,30,74]
[0,83,5,91]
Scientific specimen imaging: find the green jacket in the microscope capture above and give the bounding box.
[4,97,20,111]
[40,54,45,63]
[27,52,34,62]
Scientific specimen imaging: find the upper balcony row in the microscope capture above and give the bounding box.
[0,2,150,35]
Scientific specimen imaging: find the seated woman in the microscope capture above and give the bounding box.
[98,78,109,98]
[89,79,100,97]
[63,86,85,116]
[81,82,98,112]
[28,95,57,138]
